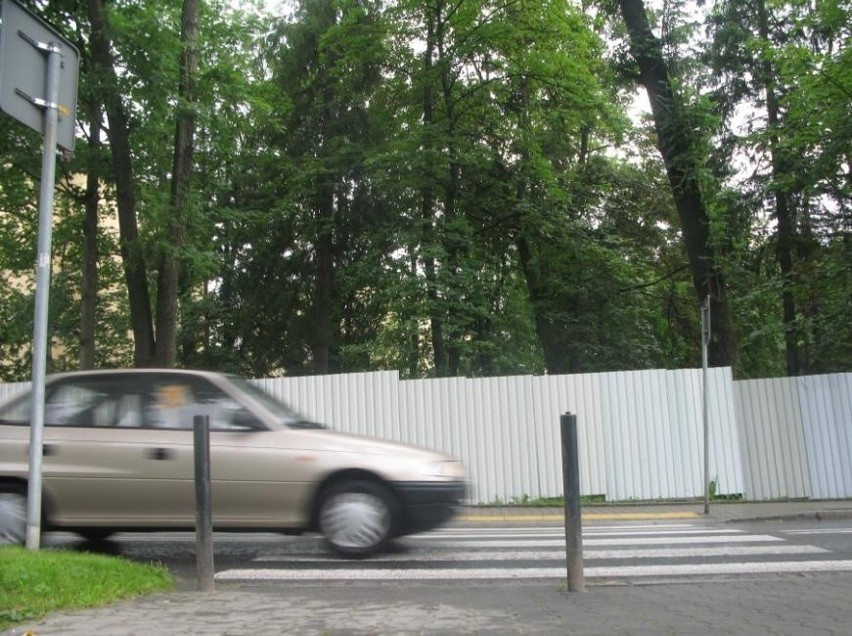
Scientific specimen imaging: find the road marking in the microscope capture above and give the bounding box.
[782,528,852,535]
[403,534,783,548]
[413,529,743,540]
[459,511,700,522]
[255,544,827,563]
[215,560,852,582]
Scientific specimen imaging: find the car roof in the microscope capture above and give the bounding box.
[45,368,231,382]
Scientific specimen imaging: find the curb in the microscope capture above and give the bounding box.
[457,506,852,525]
[457,511,701,522]
[724,509,852,524]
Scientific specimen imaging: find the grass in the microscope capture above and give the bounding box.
[0,546,174,631]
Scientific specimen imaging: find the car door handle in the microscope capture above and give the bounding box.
[148,447,174,461]
[43,444,56,457]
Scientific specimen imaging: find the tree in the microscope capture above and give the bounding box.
[86,0,156,366]
[615,0,738,368]
[708,0,852,375]
[154,0,200,367]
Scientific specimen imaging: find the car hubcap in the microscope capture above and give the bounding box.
[320,492,390,550]
[0,492,27,545]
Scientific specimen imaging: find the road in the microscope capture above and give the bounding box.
[43,516,852,587]
[12,516,852,635]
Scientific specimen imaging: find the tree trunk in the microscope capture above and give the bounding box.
[755,0,799,375]
[79,98,100,370]
[421,6,448,376]
[515,235,574,374]
[155,0,199,368]
[311,183,335,374]
[618,0,738,368]
[87,0,155,367]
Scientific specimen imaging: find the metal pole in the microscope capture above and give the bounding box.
[25,42,62,551]
[193,415,215,591]
[701,295,711,515]
[560,412,585,592]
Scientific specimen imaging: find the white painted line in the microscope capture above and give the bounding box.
[432,524,700,534]
[215,560,852,582]
[255,544,827,563]
[782,528,852,535]
[417,529,743,541]
[407,534,783,548]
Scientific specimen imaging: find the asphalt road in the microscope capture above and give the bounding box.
[9,514,852,635]
[41,515,852,588]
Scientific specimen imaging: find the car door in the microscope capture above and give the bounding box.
[179,375,315,528]
[26,374,192,526]
[2,371,315,530]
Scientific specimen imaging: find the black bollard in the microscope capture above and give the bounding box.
[560,412,586,592]
[194,415,215,591]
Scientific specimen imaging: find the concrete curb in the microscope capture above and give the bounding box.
[457,504,852,525]
[724,509,852,524]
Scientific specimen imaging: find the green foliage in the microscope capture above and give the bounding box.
[1,0,848,381]
[705,0,852,376]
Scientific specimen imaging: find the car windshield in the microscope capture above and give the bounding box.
[229,376,326,429]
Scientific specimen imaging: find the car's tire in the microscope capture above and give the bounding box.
[318,480,398,558]
[0,485,28,545]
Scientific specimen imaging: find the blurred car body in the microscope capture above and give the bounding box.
[0,369,465,556]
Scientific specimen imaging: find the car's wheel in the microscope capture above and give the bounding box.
[0,485,28,545]
[318,480,398,558]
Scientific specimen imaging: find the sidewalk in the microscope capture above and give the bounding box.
[458,498,852,524]
[4,500,852,636]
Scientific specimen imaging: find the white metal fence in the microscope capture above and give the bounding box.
[734,373,852,500]
[3,369,850,503]
[258,368,744,504]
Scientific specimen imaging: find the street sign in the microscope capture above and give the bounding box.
[0,0,78,150]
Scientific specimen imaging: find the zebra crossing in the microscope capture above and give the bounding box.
[214,523,852,583]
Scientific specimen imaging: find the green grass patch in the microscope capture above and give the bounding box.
[0,546,174,630]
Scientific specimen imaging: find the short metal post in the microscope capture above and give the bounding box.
[193,415,214,591]
[560,412,585,592]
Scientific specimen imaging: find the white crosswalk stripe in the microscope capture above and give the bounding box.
[215,523,852,583]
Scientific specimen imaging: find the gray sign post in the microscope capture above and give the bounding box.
[701,295,711,515]
[0,0,78,550]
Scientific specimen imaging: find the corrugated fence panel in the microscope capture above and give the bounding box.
[800,373,852,499]
[468,375,552,504]
[665,369,703,497]
[598,368,743,502]
[706,367,745,497]
[0,382,29,404]
[734,377,810,500]
[253,371,402,441]
[601,369,675,501]
[535,373,607,498]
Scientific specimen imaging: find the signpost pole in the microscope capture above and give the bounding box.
[701,295,711,516]
[25,42,62,551]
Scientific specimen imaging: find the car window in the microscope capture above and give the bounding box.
[0,374,264,431]
[146,375,261,432]
[0,393,32,425]
[229,376,319,427]
[147,383,195,429]
[191,378,262,432]
[0,377,146,428]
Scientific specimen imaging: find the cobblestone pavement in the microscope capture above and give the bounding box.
[6,575,852,635]
[5,501,852,636]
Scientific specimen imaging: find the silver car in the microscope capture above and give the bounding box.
[0,369,466,557]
